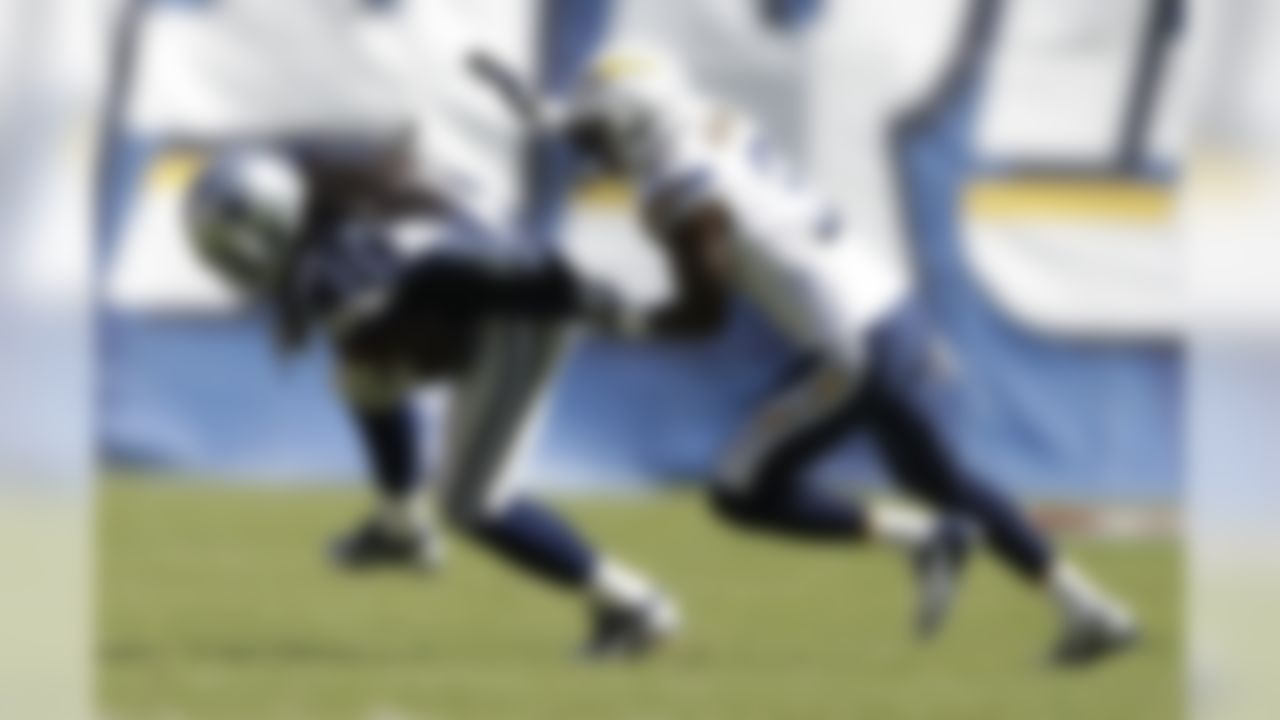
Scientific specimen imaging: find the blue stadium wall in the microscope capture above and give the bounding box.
[98,0,1181,501]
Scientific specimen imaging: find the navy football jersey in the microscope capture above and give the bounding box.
[275,206,580,376]
[275,209,486,372]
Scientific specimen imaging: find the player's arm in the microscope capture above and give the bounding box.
[605,200,732,341]
[293,130,449,223]
[366,238,729,340]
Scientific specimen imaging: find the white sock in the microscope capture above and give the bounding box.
[1047,560,1128,626]
[378,492,430,539]
[589,557,658,611]
[868,504,936,552]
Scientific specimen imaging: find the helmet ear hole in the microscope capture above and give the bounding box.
[619,112,655,151]
[568,118,625,174]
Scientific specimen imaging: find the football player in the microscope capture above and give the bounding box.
[511,45,1139,665]
[184,133,679,659]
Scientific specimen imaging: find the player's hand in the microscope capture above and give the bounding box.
[466,48,569,134]
[574,275,648,340]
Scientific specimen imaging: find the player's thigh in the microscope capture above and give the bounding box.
[438,320,567,522]
[716,356,868,499]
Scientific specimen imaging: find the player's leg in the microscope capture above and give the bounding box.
[329,361,445,571]
[712,357,936,550]
[865,301,1137,663]
[439,320,678,658]
[711,354,971,638]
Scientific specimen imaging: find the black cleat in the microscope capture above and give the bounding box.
[1049,611,1140,667]
[579,595,680,662]
[329,517,444,573]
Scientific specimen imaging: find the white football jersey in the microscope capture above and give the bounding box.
[641,107,907,363]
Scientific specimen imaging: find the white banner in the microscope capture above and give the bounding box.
[110,0,535,312]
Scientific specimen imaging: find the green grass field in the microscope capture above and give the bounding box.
[100,478,1181,720]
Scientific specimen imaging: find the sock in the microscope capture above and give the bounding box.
[471,500,596,588]
[377,490,430,539]
[1047,560,1128,625]
[589,557,659,611]
[867,503,936,552]
[355,404,421,498]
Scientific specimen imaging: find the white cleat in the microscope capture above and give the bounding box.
[579,592,681,662]
[912,518,973,641]
[329,516,446,574]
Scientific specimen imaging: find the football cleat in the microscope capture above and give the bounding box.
[328,516,445,573]
[579,593,681,662]
[912,516,973,641]
[1049,606,1139,667]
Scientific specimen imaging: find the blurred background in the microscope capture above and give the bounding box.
[16,0,1280,718]
[99,0,1183,507]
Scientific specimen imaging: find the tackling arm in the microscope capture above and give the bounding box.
[293,130,452,227]
[605,201,732,341]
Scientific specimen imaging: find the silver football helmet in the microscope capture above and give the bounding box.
[185,147,308,293]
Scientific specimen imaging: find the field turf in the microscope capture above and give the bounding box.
[100,478,1180,719]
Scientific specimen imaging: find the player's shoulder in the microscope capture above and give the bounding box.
[650,105,749,172]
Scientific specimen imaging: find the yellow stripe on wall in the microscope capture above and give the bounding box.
[965,179,1176,223]
[593,53,656,82]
